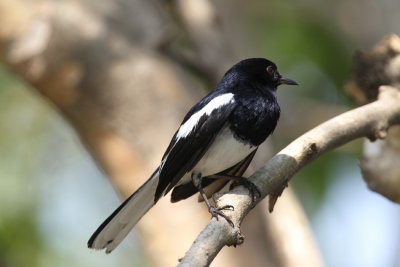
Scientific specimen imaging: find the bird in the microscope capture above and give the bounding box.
[88,58,298,253]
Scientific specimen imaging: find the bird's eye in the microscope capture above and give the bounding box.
[266,66,275,75]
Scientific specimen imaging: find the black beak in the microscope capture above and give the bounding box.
[279,77,298,86]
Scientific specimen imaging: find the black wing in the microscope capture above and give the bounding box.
[154,97,237,201]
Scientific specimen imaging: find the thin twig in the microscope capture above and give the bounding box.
[178,85,400,267]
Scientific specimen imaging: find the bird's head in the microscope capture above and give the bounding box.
[232,58,298,89]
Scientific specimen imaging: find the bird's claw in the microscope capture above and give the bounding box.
[209,205,234,227]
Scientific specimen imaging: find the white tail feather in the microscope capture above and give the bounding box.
[88,171,160,253]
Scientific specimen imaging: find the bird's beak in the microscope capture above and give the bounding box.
[279,77,298,86]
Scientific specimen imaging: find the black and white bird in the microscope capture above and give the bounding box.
[88,58,297,253]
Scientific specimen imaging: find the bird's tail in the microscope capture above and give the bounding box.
[88,169,160,253]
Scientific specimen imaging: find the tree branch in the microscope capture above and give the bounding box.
[178,85,400,266]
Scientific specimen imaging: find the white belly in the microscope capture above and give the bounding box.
[194,126,255,175]
[176,126,256,187]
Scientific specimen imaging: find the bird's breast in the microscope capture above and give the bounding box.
[230,92,280,146]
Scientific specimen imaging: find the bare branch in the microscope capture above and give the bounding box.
[178,85,400,266]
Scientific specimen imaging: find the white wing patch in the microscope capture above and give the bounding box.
[176,93,235,139]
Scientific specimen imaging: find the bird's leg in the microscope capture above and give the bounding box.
[191,172,234,226]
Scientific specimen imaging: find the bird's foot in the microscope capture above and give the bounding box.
[230,179,261,207]
[209,205,234,227]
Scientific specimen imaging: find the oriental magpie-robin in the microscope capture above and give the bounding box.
[88,58,297,253]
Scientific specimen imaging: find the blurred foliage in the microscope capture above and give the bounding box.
[0,65,48,267]
[246,1,353,103]
[0,213,44,267]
